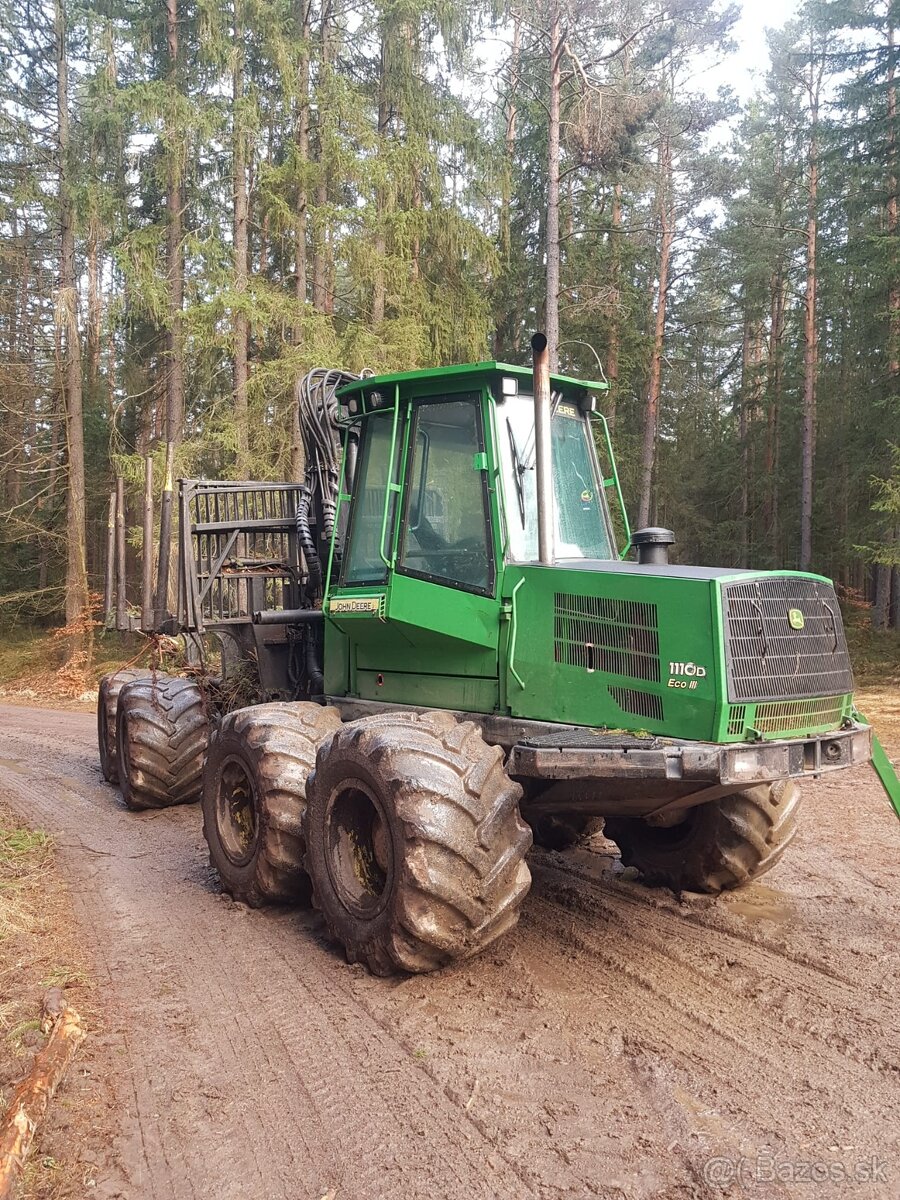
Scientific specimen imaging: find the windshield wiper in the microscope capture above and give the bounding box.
[507,418,527,527]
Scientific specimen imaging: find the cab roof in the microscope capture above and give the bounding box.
[336,360,609,401]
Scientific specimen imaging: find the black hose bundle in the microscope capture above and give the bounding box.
[294,367,370,606]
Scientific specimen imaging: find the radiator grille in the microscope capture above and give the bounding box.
[752,696,849,735]
[727,706,748,736]
[554,593,659,682]
[722,577,853,703]
[609,687,664,722]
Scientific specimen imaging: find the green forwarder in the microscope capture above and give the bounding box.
[98,337,896,976]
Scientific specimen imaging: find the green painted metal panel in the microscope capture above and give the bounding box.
[355,669,499,711]
[385,573,499,653]
[868,731,900,821]
[336,360,609,400]
[503,564,720,737]
[323,618,351,695]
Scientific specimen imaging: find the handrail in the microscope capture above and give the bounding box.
[378,384,403,570]
[508,576,526,689]
[594,412,631,558]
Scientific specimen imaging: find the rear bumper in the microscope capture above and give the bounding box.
[508,723,873,785]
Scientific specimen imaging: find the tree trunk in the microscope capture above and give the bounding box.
[638,131,673,530]
[155,0,185,626]
[605,183,622,431]
[545,0,561,372]
[103,489,115,625]
[764,266,785,563]
[233,0,250,475]
[0,992,85,1200]
[56,0,89,636]
[888,19,898,374]
[311,4,330,311]
[141,456,154,631]
[115,473,127,630]
[800,53,820,571]
[295,0,310,303]
[86,218,101,388]
[873,563,891,630]
[3,214,24,512]
[740,309,751,568]
[499,18,519,270]
[371,31,389,324]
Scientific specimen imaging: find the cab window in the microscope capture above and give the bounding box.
[398,396,494,595]
[340,415,399,585]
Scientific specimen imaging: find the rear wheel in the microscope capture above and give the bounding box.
[305,711,532,976]
[202,702,342,907]
[604,780,801,893]
[116,676,210,810]
[97,669,155,783]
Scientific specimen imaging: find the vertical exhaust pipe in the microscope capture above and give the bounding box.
[531,332,554,565]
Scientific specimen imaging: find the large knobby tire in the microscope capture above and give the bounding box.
[604,780,802,894]
[202,702,343,907]
[97,668,155,784]
[116,676,210,810]
[305,710,533,976]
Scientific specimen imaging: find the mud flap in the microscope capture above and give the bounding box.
[854,709,900,822]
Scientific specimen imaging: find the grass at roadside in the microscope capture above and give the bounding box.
[0,804,113,1197]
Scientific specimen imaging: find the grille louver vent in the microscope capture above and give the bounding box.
[554,593,660,682]
[723,577,854,703]
[753,697,848,735]
[608,687,664,722]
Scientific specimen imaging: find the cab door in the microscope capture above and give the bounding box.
[327,391,502,712]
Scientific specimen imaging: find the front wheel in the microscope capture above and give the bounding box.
[604,780,801,893]
[202,702,342,907]
[305,711,532,976]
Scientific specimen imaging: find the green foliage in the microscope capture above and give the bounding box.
[0,0,898,627]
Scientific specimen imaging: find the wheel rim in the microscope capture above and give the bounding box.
[216,756,259,866]
[324,779,393,919]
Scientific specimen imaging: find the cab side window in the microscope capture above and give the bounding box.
[340,415,398,585]
[398,396,494,595]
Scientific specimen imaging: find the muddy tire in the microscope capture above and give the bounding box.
[98,669,155,784]
[604,780,801,893]
[305,710,533,976]
[116,676,210,810]
[202,702,343,907]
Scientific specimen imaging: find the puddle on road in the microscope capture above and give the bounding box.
[722,883,793,924]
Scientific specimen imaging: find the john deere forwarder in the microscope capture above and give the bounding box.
[98,336,889,976]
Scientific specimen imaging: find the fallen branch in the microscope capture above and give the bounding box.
[0,988,86,1200]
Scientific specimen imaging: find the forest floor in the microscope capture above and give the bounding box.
[0,692,897,1200]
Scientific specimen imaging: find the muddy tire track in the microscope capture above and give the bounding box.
[1,703,898,1200]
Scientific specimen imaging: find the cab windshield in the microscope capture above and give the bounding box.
[498,394,615,562]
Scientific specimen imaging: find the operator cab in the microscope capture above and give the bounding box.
[334,361,622,595]
[325,361,623,715]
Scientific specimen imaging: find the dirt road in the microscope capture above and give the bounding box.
[1,702,898,1200]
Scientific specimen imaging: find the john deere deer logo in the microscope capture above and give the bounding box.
[788,608,805,630]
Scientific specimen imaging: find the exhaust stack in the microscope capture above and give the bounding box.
[531,332,554,565]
